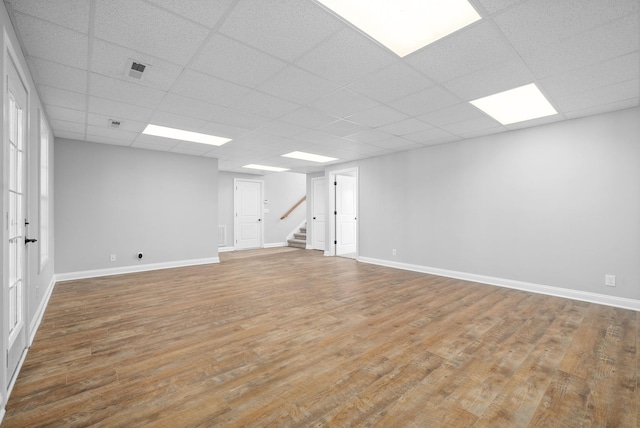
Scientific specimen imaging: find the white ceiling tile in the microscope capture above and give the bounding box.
[192,34,286,87]
[389,86,462,116]
[94,0,209,65]
[345,129,394,144]
[540,52,639,98]
[88,97,154,122]
[457,127,509,140]
[296,28,397,86]
[407,21,518,82]
[171,69,250,107]
[14,13,88,67]
[145,0,237,28]
[563,99,639,119]
[91,40,184,91]
[38,85,86,110]
[309,89,378,119]
[229,132,285,148]
[439,116,502,136]
[8,0,90,33]
[44,105,85,123]
[290,143,346,158]
[370,137,423,151]
[295,131,350,148]
[86,125,137,142]
[278,107,337,129]
[377,118,434,136]
[28,57,86,93]
[218,0,342,62]
[132,133,179,149]
[156,93,268,130]
[419,103,488,127]
[149,111,208,132]
[87,113,146,132]
[258,66,340,104]
[199,122,251,139]
[516,14,639,78]
[89,73,165,108]
[208,108,270,130]
[49,119,85,134]
[442,58,536,101]
[494,0,639,52]
[404,128,459,144]
[155,93,217,121]
[232,91,300,119]
[255,121,308,138]
[338,142,390,156]
[170,142,215,156]
[475,0,525,14]
[346,105,408,128]
[553,79,639,112]
[503,114,564,131]
[318,120,368,137]
[348,61,434,103]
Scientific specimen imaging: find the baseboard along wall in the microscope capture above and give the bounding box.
[358,257,640,312]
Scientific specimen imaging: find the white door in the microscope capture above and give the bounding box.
[234,179,263,250]
[311,177,325,251]
[5,57,28,387]
[336,175,357,255]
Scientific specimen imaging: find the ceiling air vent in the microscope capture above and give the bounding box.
[108,119,122,128]
[125,59,148,80]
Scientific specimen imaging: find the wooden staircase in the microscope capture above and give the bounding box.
[287,224,307,249]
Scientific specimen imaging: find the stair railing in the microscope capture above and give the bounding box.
[280,196,306,220]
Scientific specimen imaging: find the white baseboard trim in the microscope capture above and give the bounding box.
[264,242,288,248]
[358,257,640,312]
[218,246,235,253]
[0,407,5,426]
[29,275,56,345]
[56,257,220,282]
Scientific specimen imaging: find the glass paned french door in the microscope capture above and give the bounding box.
[7,90,25,348]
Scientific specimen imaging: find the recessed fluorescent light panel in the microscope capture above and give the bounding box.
[243,164,290,172]
[315,0,481,57]
[282,151,338,163]
[470,84,558,125]
[142,124,231,146]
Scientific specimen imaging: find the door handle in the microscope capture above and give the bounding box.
[258,219,262,222]
[25,238,38,245]
[313,217,316,220]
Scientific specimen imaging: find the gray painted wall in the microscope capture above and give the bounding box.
[218,171,306,247]
[54,139,218,273]
[357,107,640,300]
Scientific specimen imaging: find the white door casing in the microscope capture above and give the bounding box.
[234,179,263,250]
[311,177,325,251]
[335,175,357,255]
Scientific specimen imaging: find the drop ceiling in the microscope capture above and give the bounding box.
[4,0,639,174]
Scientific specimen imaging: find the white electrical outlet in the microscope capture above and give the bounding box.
[392,249,397,256]
[110,254,116,262]
[605,274,616,287]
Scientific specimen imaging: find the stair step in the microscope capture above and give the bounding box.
[294,232,306,240]
[300,227,306,233]
[287,239,306,249]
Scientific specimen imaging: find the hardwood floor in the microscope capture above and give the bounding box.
[3,248,638,427]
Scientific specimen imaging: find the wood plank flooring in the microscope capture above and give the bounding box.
[3,248,638,427]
